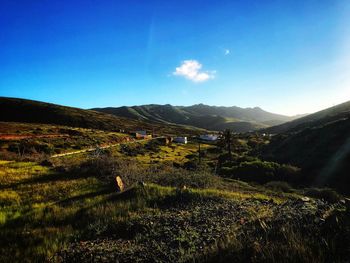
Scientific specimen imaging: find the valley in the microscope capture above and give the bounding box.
[0,98,350,262]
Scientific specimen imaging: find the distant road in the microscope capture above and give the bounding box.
[51,137,163,158]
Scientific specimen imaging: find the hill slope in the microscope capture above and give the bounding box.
[265,100,350,134]
[92,104,299,132]
[0,97,204,135]
[261,101,350,194]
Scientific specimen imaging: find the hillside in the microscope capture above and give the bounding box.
[264,100,350,134]
[261,108,350,194]
[92,104,299,132]
[1,140,349,262]
[0,97,205,135]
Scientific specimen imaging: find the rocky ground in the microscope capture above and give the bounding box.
[56,194,349,263]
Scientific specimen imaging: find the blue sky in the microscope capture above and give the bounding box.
[0,0,349,115]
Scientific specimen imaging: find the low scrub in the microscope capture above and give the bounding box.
[265,181,294,193]
[219,160,300,184]
[64,152,219,190]
[305,188,341,203]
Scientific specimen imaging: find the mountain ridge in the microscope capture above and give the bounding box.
[0,97,205,135]
[92,103,301,132]
[264,100,350,134]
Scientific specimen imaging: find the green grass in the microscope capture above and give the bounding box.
[0,158,294,262]
[0,122,129,160]
[0,140,348,262]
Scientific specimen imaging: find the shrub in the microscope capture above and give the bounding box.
[8,140,55,155]
[183,159,199,170]
[145,140,161,152]
[152,168,218,189]
[276,164,301,182]
[185,153,197,160]
[119,144,146,156]
[305,188,341,203]
[265,181,293,193]
[219,166,235,176]
[219,161,280,184]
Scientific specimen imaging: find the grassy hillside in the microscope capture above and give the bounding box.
[0,122,132,160]
[261,114,350,194]
[92,103,299,132]
[1,154,348,262]
[0,97,206,136]
[265,100,350,134]
[0,119,349,262]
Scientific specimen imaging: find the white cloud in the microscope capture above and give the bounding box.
[224,49,230,55]
[173,60,215,83]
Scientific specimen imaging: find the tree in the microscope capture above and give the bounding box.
[218,129,233,158]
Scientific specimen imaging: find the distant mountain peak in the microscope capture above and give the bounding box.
[92,103,300,132]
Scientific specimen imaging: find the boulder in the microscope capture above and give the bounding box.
[115,176,124,192]
[301,197,310,202]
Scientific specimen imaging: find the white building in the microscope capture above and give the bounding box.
[136,130,147,136]
[199,134,218,141]
[173,137,187,144]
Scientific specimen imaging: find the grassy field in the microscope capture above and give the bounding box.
[0,159,265,261]
[0,124,349,262]
[1,153,349,262]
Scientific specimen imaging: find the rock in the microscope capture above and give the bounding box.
[115,176,124,192]
[301,197,310,202]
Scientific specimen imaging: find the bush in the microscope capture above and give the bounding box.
[305,188,341,203]
[119,144,146,156]
[152,168,218,189]
[145,140,161,152]
[8,140,55,155]
[265,181,293,193]
[219,158,301,185]
[276,164,301,182]
[219,161,280,184]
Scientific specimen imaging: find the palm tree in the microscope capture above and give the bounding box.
[218,129,233,157]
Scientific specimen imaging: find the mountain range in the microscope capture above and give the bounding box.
[1,96,350,193]
[92,104,302,132]
[0,97,204,135]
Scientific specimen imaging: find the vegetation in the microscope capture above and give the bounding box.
[0,151,349,262]
[1,99,350,262]
[261,111,350,194]
[0,97,205,136]
[217,129,234,157]
[92,103,298,132]
[0,122,129,160]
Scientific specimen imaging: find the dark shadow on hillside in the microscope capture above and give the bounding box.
[56,188,113,207]
[0,171,97,190]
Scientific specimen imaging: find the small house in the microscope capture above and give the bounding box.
[199,134,218,141]
[173,137,187,144]
[136,130,147,136]
[136,133,152,139]
[131,130,152,140]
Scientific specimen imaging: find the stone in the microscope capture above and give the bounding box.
[301,197,310,202]
[115,176,124,192]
